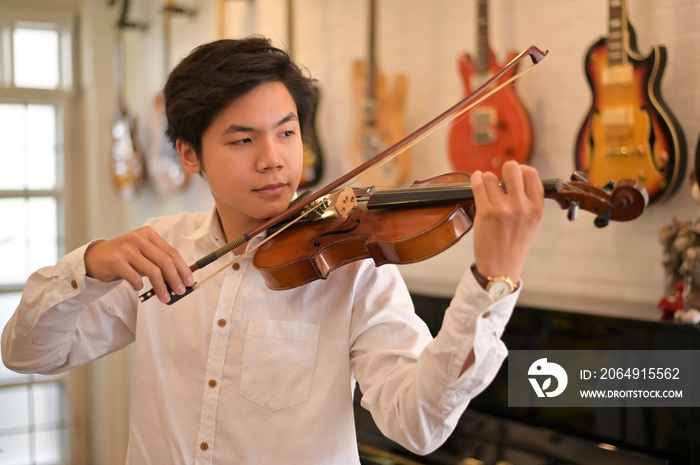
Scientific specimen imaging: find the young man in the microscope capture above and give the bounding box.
[2,36,544,463]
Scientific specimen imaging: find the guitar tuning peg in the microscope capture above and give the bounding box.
[571,171,589,183]
[594,210,612,228]
[602,180,616,192]
[567,199,580,221]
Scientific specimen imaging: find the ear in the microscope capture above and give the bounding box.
[177,140,201,174]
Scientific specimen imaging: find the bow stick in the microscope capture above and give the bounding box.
[140,44,549,304]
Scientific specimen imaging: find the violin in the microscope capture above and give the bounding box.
[138,44,645,304]
[253,171,648,290]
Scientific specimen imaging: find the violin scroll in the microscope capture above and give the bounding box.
[549,173,649,227]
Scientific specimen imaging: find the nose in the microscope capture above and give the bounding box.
[256,135,284,172]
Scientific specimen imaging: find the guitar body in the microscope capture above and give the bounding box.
[299,85,324,188]
[148,92,190,195]
[575,29,686,204]
[448,48,533,177]
[111,107,145,199]
[348,59,411,187]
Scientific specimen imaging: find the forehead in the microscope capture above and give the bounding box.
[214,81,297,126]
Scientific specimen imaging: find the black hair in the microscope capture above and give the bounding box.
[163,35,317,163]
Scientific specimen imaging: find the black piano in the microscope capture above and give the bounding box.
[355,294,700,465]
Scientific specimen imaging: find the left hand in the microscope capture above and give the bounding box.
[469,160,544,283]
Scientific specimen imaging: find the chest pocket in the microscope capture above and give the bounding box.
[240,319,320,411]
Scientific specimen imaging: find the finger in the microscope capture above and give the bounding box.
[521,165,545,200]
[480,170,505,206]
[145,230,194,287]
[470,170,487,205]
[500,161,525,198]
[138,233,191,298]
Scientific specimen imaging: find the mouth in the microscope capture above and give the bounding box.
[253,182,288,197]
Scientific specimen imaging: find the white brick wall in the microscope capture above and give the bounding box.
[121,0,700,318]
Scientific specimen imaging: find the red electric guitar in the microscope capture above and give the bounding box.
[574,0,686,204]
[448,0,533,177]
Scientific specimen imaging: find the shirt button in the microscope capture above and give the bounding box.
[71,280,78,289]
[482,311,491,319]
[208,379,217,388]
[200,442,209,451]
[217,319,226,327]
[231,263,240,271]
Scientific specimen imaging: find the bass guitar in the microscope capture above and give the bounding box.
[348,0,410,187]
[448,0,533,177]
[146,0,194,196]
[574,0,686,204]
[287,0,324,188]
[110,0,146,199]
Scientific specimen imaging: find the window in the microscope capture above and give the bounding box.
[0,9,75,465]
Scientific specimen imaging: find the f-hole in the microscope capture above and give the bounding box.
[313,219,361,246]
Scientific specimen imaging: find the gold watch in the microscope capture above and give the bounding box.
[471,264,519,301]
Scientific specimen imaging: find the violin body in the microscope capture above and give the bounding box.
[448,49,533,177]
[254,173,474,290]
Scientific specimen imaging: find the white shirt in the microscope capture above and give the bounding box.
[2,209,520,464]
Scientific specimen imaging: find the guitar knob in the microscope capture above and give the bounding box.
[602,180,616,192]
[567,200,580,221]
[594,210,612,228]
[571,170,589,183]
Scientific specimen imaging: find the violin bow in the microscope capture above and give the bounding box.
[139,44,549,304]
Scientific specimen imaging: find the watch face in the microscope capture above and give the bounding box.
[488,279,513,301]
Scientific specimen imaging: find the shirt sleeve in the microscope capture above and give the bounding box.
[350,263,519,455]
[1,241,138,375]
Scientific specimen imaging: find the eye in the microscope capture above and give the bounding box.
[281,130,294,138]
[229,137,252,145]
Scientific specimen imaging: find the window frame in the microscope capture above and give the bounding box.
[0,6,86,464]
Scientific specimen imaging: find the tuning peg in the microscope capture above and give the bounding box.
[594,210,612,228]
[602,180,616,192]
[567,199,580,221]
[571,171,589,183]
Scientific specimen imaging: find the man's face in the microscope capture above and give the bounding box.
[183,81,304,232]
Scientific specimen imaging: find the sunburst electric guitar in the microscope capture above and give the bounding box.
[348,0,410,187]
[448,0,533,177]
[574,0,686,204]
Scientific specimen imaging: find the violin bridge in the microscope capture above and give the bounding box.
[331,188,358,220]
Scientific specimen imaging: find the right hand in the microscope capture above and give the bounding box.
[84,226,194,304]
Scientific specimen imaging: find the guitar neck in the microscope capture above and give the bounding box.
[476,0,489,74]
[607,0,628,65]
[367,0,376,101]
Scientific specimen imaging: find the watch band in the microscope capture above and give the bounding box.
[470,264,520,292]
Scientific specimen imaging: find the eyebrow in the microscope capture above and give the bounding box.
[222,112,298,136]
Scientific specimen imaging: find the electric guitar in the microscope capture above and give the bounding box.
[448,0,533,177]
[110,0,145,199]
[287,0,324,188]
[348,0,410,187]
[574,0,686,204]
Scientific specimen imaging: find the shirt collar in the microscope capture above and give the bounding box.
[183,207,226,247]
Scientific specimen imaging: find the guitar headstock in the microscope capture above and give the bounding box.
[546,171,649,227]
